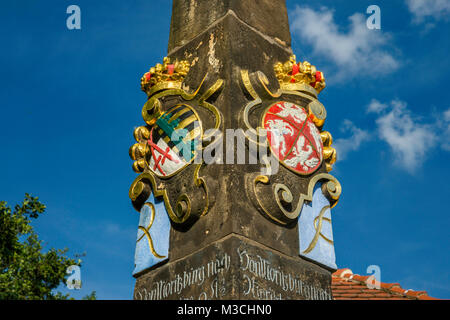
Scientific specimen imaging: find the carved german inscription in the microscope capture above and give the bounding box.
[134,236,332,300]
[238,248,332,300]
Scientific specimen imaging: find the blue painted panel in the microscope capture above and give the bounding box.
[133,192,170,276]
[298,183,337,270]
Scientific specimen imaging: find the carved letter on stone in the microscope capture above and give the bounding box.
[298,183,336,270]
[133,192,171,276]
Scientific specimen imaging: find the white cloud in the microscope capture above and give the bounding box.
[440,108,450,151]
[444,108,450,122]
[335,100,448,172]
[290,6,399,80]
[367,99,388,114]
[406,0,450,23]
[372,100,437,172]
[334,120,371,161]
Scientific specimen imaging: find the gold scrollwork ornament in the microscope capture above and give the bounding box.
[241,55,341,226]
[129,57,223,225]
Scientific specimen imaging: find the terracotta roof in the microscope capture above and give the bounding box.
[332,268,439,300]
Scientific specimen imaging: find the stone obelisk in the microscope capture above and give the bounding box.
[130,0,341,300]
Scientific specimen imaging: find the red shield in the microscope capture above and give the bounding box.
[263,101,323,175]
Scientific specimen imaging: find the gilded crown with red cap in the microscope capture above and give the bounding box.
[274,55,326,94]
[140,57,190,96]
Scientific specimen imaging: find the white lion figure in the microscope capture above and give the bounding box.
[267,119,294,156]
[284,135,320,171]
[277,102,307,124]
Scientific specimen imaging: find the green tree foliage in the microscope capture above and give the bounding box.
[0,194,95,300]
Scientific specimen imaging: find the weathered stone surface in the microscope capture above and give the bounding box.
[134,235,332,300]
[168,0,291,53]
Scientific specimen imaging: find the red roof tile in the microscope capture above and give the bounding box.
[332,268,439,300]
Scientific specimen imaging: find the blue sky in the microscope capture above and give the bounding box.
[0,0,448,299]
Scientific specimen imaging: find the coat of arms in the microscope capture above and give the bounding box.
[240,56,340,225]
[263,101,323,175]
[129,57,224,225]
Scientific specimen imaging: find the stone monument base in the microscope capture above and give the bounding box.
[133,235,332,300]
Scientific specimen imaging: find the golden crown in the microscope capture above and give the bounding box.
[140,57,190,96]
[274,55,326,94]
